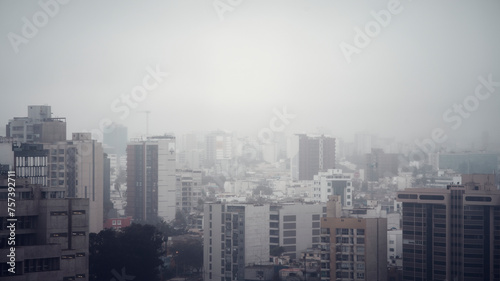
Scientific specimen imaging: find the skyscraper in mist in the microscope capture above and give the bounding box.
[290,134,336,180]
[126,135,176,222]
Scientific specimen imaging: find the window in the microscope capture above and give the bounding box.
[356,229,364,235]
[283,215,296,222]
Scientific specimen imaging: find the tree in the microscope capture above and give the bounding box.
[89,224,164,281]
[170,238,203,275]
[253,185,273,196]
[270,246,285,257]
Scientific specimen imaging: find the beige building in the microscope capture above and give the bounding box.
[13,133,104,233]
[0,178,89,280]
[320,196,387,281]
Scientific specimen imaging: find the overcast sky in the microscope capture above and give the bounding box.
[1,0,500,147]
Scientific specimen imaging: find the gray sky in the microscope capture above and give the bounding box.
[1,0,500,147]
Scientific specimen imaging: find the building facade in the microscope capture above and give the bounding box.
[176,169,203,214]
[6,105,66,143]
[319,196,387,281]
[290,134,336,181]
[12,133,104,233]
[397,174,500,281]
[204,203,270,281]
[126,136,176,222]
[0,178,89,280]
[312,169,353,207]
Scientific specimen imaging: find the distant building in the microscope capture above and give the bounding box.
[438,152,498,174]
[126,135,176,222]
[365,148,399,181]
[312,169,353,207]
[103,123,128,156]
[0,178,89,280]
[320,196,387,281]
[6,105,66,143]
[290,134,336,181]
[397,174,500,281]
[205,131,233,166]
[176,169,203,214]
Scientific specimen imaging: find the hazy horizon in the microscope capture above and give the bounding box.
[2,0,500,149]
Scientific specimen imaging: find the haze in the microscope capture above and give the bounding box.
[1,0,500,148]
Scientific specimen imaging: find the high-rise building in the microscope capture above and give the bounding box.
[290,134,336,181]
[11,133,104,233]
[176,169,203,214]
[204,202,328,280]
[365,148,399,181]
[397,174,500,281]
[6,105,66,143]
[320,196,387,281]
[203,203,270,281]
[126,135,176,222]
[438,152,498,174]
[312,169,353,207]
[205,131,233,166]
[0,178,89,280]
[103,123,128,156]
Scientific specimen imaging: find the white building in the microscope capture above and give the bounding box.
[270,203,326,260]
[387,229,403,262]
[312,169,353,207]
[204,203,270,281]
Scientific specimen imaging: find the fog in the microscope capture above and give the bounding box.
[1,0,500,147]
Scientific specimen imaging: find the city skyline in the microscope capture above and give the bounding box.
[1,1,500,146]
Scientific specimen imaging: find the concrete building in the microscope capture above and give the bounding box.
[103,123,128,156]
[269,203,326,260]
[204,203,270,281]
[206,131,233,166]
[0,178,89,280]
[290,134,336,181]
[45,133,104,233]
[7,133,104,234]
[320,196,387,281]
[126,135,176,222]
[6,105,66,143]
[312,169,353,207]
[438,152,498,174]
[387,229,403,264]
[176,169,203,214]
[397,174,500,281]
[365,148,399,181]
